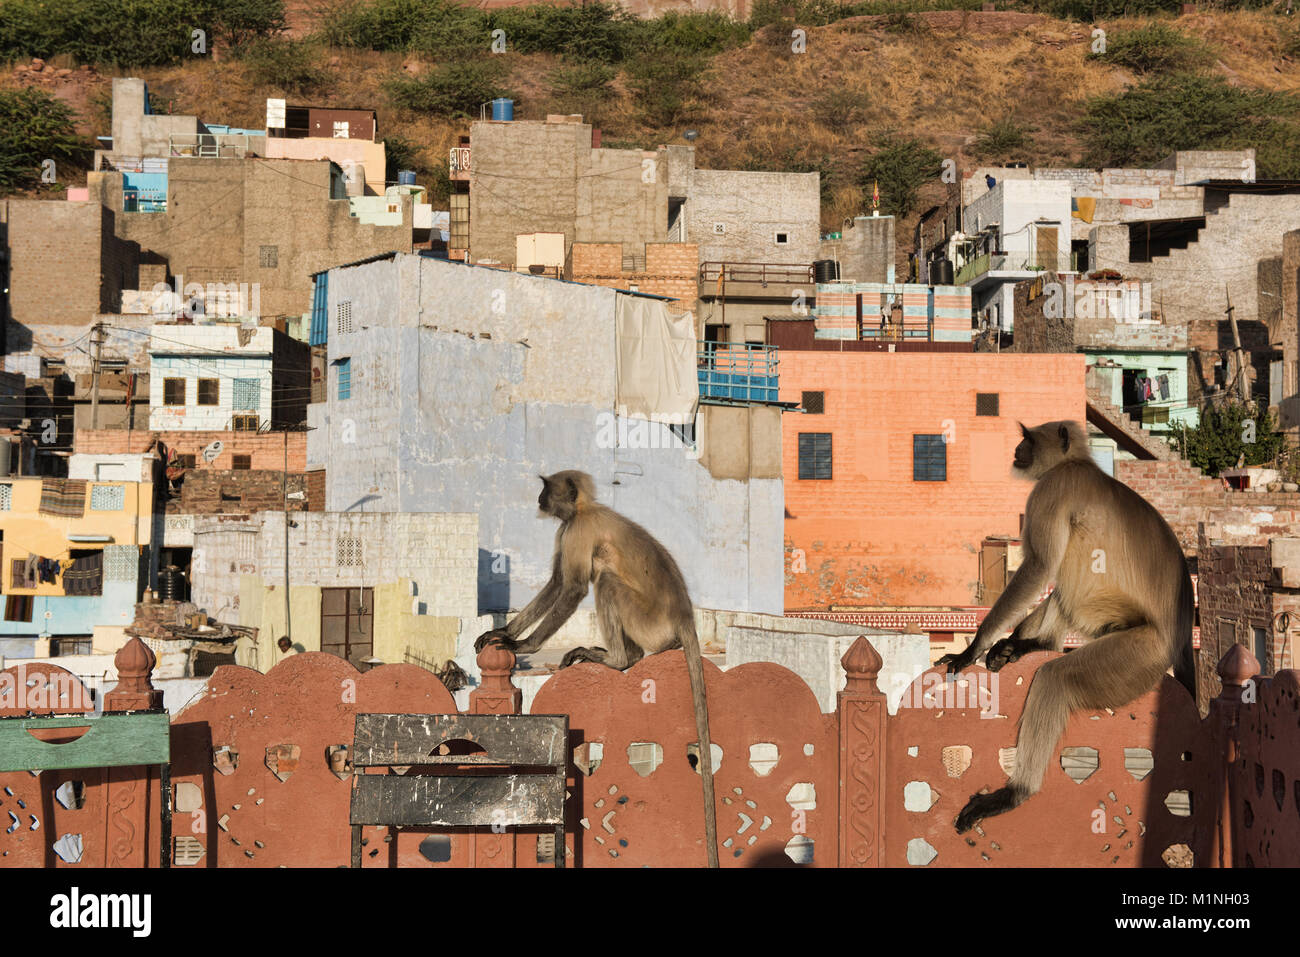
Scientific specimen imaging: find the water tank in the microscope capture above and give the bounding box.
[491,98,514,122]
[813,259,841,283]
[397,169,416,186]
[936,259,955,285]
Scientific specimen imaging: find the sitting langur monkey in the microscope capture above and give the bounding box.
[938,420,1194,833]
[475,471,720,867]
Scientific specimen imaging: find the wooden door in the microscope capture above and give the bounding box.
[321,587,374,669]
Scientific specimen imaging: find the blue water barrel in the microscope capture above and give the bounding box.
[491,98,514,121]
[397,169,416,186]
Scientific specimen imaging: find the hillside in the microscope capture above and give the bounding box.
[5,7,1300,271]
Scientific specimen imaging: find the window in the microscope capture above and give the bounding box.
[163,378,186,406]
[90,484,125,511]
[4,595,32,622]
[197,379,219,406]
[337,300,353,335]
[175,454,197,469]
[51,636,92,657]
[259,245,279,268]
[975,393,1000,416]
[232,455,251,471]
[336,537,362,567]
[913,434,947,482]
[10,559,29,589]
[802,391,825,414]
[775,232,789,245]
[337,357,352,400]
[232,378,260,411]
[232,414,259,432]
[713,222,726,235]
[1253,626,1269,670]
[798,433,832,480]
[0,484,10,510]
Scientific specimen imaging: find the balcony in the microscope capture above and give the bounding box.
[698,342,779,404]
[698,262,813,303]
[955,252,1053,289]
[168,133,258,159]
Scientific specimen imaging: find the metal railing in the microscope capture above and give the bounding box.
[698,342,779,404]
[169,133,258,159]
[449,147,471,174]
[699,262,814,285]
[123,188,166,213]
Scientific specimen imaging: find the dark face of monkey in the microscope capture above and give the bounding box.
[538,474,579,522]
[1013,421,1088,480]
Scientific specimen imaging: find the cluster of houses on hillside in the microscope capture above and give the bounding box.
[0,77,1295,716]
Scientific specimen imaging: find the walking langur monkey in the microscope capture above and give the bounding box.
[938,420,1195,833]
[475,471,719,867]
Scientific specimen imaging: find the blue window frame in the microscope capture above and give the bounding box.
[913,434,947,482]
[798,433,832,480]
[337,357,351,400]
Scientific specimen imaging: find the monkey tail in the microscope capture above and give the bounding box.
[1172,558,1196,701]
[681,622,720,868]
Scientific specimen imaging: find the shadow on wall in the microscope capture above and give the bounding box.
[478,546,510,619]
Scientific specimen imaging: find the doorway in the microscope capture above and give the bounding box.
[321,587,374,669]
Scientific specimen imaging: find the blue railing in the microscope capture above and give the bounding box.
[698,342,779,403]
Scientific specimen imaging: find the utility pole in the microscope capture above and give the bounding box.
[88,321,107,429]
[283,427,291,648]
[1225,288,1248,403]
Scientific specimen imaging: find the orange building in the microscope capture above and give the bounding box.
[779,350,1086,610]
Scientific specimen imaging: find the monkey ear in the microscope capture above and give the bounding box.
[565,476,578,500]
[1018,421,1029,438]
[1058,424,1070,453]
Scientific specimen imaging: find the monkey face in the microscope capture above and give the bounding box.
[1013,435,1034,471]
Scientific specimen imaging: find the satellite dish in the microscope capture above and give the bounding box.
[202,440,224,462]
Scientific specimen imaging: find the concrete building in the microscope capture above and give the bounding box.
[307,252,785,616]
[776,348,1086,610]
[147,323,309,432]
[959,178,1073,335]
[264,100,388,196]
[457,114,821,344]
[812,281,972,343]
[0,475,151,658]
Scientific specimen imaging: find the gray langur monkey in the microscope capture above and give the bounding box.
[475,471,719,868]
[938,420,1195,833]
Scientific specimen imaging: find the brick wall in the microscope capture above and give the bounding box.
[569,241,698,303]
[780,351,1086,608]
[306,468,325,512]
[75,428,307,471]
[1115,459,1300,555]
[176,469,310,513]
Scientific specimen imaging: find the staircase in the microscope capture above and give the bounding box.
[1086,386,1177,461]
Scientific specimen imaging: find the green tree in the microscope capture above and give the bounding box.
[859,134,943,218]
[384,61,511,118]
[1168,401,1284,478]
[972,117,1034,162]
[1079,73,1300,173]
[0,88,87,193]
[240,37,330,94]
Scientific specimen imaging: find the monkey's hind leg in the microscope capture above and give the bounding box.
[559,578,645,671]
[955,624,1168,833]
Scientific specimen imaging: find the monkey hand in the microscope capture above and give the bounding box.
[936,649,975,674]
[474,629,515,653]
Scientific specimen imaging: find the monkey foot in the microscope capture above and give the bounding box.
[985,637,1031,672]
[560,647,607,668]
[955,787,1022,833]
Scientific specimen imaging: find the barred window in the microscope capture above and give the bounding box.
[164,378,186,406]
[975,392,1000,416]
[259,245,279,268]
[913,434,947,482]
[798,433,832,480]
[197,379,219,406]
[801,391,825,414]
[0,484,10,510]
[337,300,353,335]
